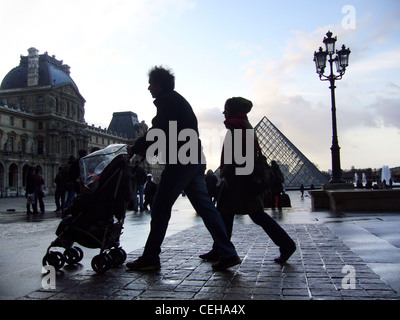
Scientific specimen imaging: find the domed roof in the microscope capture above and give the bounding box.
[0,49,80,93]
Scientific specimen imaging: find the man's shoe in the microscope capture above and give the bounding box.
[212,255,241,271]
[274,245,296,264]
[199,250,220,261]
[126,256,161,271]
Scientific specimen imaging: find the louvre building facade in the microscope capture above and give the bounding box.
[0,48,151,197]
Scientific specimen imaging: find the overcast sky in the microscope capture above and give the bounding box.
[1,0,399,171]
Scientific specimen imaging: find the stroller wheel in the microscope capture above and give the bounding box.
[43,251,65,271]
[119,248,127,263]
[91,253,112,273]
[74,247,84,263]
[109,248,127,266]
[63,247,82,265]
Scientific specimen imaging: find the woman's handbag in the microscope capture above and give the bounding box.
[27,193,35,204]
[249,136,275,193]
[41,186,47,197]
[250,152,274,193]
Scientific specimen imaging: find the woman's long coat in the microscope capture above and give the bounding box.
[217,112,264,215]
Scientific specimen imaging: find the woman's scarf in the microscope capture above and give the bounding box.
[220,112,261,174]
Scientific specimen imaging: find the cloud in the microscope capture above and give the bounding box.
[0,0,196,71]
[196,107,224,128]
[368,97,400,129]
[341,126,400,169]
[350,48,400,76]
[280,29,328,75]
[196,107,226,170]
[228,40,263,56]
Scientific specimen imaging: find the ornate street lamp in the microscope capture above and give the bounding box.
[314,31,351,184]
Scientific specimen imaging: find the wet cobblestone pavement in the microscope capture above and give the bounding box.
[22,223,399,300]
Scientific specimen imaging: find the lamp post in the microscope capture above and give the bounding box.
[314,31,351,184]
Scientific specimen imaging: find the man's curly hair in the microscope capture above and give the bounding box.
[148,65,175,91]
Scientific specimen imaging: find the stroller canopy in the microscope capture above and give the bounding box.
[80,144,128,191]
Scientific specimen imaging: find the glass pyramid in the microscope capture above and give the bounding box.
[255,116,328,189]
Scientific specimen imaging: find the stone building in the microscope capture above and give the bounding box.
[0,48,152,197]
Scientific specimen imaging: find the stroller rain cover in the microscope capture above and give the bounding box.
[80,144,128,192]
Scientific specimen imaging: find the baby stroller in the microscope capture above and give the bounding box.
[42,144,134,273]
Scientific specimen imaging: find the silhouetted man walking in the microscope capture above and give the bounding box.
[126,66,240,271]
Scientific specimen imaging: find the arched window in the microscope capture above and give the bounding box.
[8,163,18,188]
[22,164,30,187]
[0,163,4,196]
[37,139,44,155]
[18,134,27,154]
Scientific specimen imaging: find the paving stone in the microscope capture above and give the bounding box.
[193,292,225,300]
[48,292,85,300]
[165,291,196,299]
[252,294,281,300]
[25,291,58,299]
[253,287,281,295]
[173,285,202,293]
[282,288,310,297]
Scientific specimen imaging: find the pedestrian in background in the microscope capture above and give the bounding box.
[70,149,87,195]
[271,160,284,210]
[54,166,66,212]
[300,183,305,198]
[133,161,147,212]
[25,166,37,215]
[34,166,45,213]
[63,155,76,209]
[143,174,157,211]
[205,169,218,204]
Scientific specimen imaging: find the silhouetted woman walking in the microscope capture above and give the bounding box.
[200,97,296,264]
